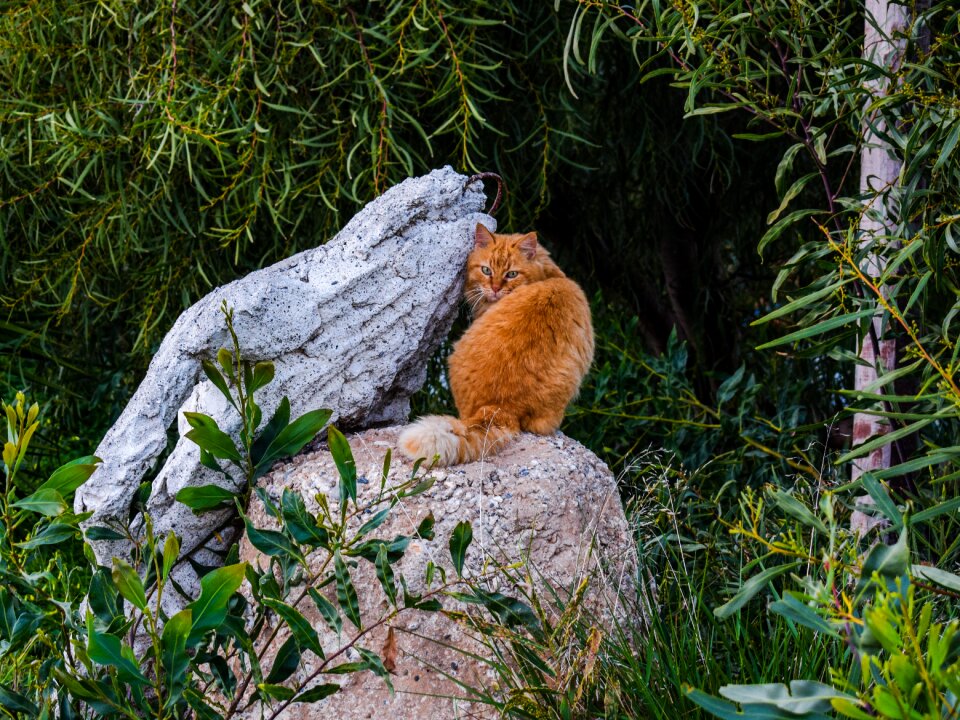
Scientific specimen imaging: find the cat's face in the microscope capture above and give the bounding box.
[466,224,542,310]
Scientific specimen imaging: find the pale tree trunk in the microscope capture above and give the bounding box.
[850,0,910,534]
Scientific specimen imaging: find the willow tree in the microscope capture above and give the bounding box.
[565,0,960,492]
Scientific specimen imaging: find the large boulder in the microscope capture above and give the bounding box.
[237,426,639,720]
[75,168,493,606]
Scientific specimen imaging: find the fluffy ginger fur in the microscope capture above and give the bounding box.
[399,224,594,465]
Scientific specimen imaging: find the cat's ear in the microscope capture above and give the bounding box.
[518,232,538,259]
[475,224,495,248]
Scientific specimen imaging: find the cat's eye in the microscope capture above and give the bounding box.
[480,266,492,276]
[505,270,519,279]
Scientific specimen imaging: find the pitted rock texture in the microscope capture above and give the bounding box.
[75,168,493,607]
[237,426,639,720]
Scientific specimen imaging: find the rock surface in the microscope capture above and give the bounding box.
[237,426,639,720]
[75,168,493,603]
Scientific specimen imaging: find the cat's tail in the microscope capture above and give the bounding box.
[398,414,516,466]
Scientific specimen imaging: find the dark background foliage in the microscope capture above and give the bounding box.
[0,0,839,483]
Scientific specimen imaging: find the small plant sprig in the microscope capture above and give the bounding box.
[174,300,332,514]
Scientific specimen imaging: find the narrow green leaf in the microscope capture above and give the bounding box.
[162,532,180,581]
[449,521,473,578]
[201,359,237,410]
[251,397,291,467]
[280,489,329,547]
[751,279,849,326]
[334,551,362,630]
[308,588,342,638]
[263,598,325,659]
[766,489,828,534]
[258,683,295,700]
[327,425,357,503]
[265,636,301,684]
[243,513,302,561]
[758,208,820,256]
[909,495,960,525]
[714,562,801,619]
[111,558,147,611]
[859,474,904,529]
[84,526,126,541]
[175,484,239,512]
[756,308,875,351]
[0,683,38,715]
[838,418,935,464]
[293,683,340,702]
[375,543,397,607]
[37,455,102,496]
[770,593,839,636]
[257,408,332,471]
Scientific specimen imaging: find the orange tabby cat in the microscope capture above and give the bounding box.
[398,223,594,465]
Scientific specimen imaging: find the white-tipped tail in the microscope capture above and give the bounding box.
[398,414,516,466]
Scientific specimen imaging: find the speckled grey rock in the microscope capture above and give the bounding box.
[237,426,639,720]
[75,168,493,605]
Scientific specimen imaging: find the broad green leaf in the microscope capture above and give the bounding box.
[720,680,855,714]
[263,598,325,659]
[243,513,303,561]
[327,425,357,504]
[0,683,38,715]
[250,361,275,392]
[449,521,473,578]
[714,562,801,619]
[183,413,243,464]
[84,526,126,541]
[86,614,149,686]
[293,683,340,702]
[162,531,180,581]
[11,488,67,516]
[37,455,101,496]
[161,609,192,705]
[111,558,147,611]
[334,551,362,630]
[256,408,332,472]
[308,588,342,638]
[186,563,247,646]
[175,484,239,512]
[416,512,435,540]
[18,522,76,548]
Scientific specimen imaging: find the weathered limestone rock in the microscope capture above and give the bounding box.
[75,168,493,603]
[238,426,639,720]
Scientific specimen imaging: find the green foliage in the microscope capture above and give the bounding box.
[0,0,575,449]
[173,301,331,516]
[684,477,960,719]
